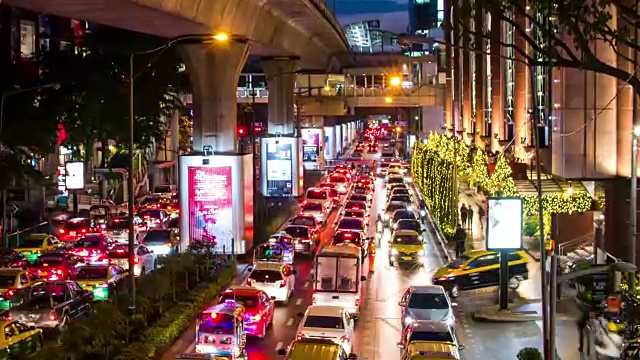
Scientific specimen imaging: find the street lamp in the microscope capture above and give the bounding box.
[390,76,401,87]
[126,32,239,313]
[0,82,60,246]
[385,96,393,103]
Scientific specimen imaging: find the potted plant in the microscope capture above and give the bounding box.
[517,347,543,360]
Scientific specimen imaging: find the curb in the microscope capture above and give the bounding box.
[524,249,541,262]
[472,310,541,322]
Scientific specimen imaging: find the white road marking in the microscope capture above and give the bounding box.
[304,281,309,288]
[275,341,283,351]
[286,318,295,326]
[295,298,302,305]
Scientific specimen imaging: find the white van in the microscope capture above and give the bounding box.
[312,245,366,316]
[304,187,332,213]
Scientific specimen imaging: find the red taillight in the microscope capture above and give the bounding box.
[312,293,318,305]
[355,294,361,307]
[3,290,14,298]
[296,333,305,341]
[340,335,349,343]
[133,257,140,264]
[279,279,287,288]
[210,313,217,320]
[59,229,65,234]
[81,229,87,233]
[56,269,63,275]
[154,219,161,224]
[246,279,253,286]
[49,311,57,321]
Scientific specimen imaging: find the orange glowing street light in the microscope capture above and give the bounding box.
[390,76,401,87]
[213,32,229,41]
[385,97,393,103]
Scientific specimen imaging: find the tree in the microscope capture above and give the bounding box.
[470,147,490,190]
[41,26,190,164]
[454,0,640,96]
[178,114,193,153]
[488,154,518,196]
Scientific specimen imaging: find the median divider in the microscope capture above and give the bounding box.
[409,183,452,263]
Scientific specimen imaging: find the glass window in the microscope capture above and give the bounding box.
[107,219,129,229]
[301,203,323,211]
[284,226,309,238]
[476,254,500,267]
[19,274,28,286]
[64,220,90,230]
[304,315,344,329]
[249,270,283,282]
[143,230,171,244]
[72,237,102,249]
[32,257,63,267]
[220,294,259,308]
[4,324,16,339]
[76,267,109,280]
[26,272,38,282]
[306,189,328,200]
[19,238,44,248]
[392,235,422,245]
[14,322,29,333]
[409,330,454,343]
[508,253,522,262]
[0,275,15,288]
[408,293,449,309]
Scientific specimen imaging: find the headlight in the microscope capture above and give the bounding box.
[420,210,426,216]
[404,316,414,325]
[417,250,425,256]
[384,214,390,220]
[393,224,398,229]
[418,235,423,240]
[391,249,399,255]
[407,205,414,211]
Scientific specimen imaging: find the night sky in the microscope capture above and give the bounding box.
[332,0,409,33]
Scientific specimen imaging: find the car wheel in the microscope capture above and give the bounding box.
[449,285,460,299]
[508,276,521,290]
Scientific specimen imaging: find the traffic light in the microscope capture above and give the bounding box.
[237,126,247,137]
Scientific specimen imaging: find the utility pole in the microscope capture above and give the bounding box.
[127,54,136,314]
[630,0,640,289]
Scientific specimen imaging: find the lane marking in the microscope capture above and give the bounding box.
[304,281,309,288]
[286,318,295,326]
[295,298,302,306]
[275,341,283,351]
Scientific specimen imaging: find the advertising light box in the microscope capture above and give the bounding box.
[302,128,323,170]
[486,197,524,250]
[65,162,85,190]
[324,126,336,160]
[179,154,253,254]
[260,137,303,197]
[335,125,342,154]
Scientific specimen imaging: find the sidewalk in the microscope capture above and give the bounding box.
[458,185,487,250]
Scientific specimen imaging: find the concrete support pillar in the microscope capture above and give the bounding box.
[490,11,504,151]
[513,11,529,159]
[616,0,634,177]
[262,58,300,135]
[461,0,472,141]
[444,0,453,130]
[180,43,249,154]
[474,3,486,146]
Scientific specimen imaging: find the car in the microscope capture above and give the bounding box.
[386,175,405,189]
[13,234,62,263]
[277,338,359,359]
[335,218,366,234]
[107,244,158,277]
[333,168,353,180]
[0,319,43,357]
[348,194,371,207]
[397,321,464,358]
[387,162,404,176]
[290,215,321,233]
[393,219,424,234]
[246,262,296,304]
[388,195,413,209]
[0,250,29,269]
[382,201,408,226]
[342,209,366,220]
[219,285,275,338]
[391,188,412,198]
[351,186,373,201]
[399,285,456,328]
[386,183,408,196]
[351,152,363,160]
[432,250,529,298]
[298,201,329,224]
[57,218,94,242]
[388,230,425,266]
[141,229,178,256]
[138,209,169,229]
[0,269,43,309]
[159,201,180,216]
[74,264,126,301]
[332,231,370,259]
[305,188,332,212]
[105,216,145,244]
[355,176,374,191]
[69,234,116,263]
[138,195,164,208]
[343,200,369,216]
[328,173,350,194]
[377,162,390,177]
[318,183,341,204]
[389,209,418,230]
[295,305,355,354]
[28,252,85,280]
[283,225,318,254]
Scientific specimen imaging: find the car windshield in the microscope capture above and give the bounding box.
[379,163,390,168]
[393,189,410,196]
[393,211,416,221]
[387,177,404,184]
[27,285,67,305]
[76,267,109,280]
[393,235,422,245]
[140,210,161,218]
[408,293,449,309]
[307,190,328,200]
[345,201,365,210]
[249,270,283,283]
[64,221,88,230]
[338,219,364,230]
[107,219,128,229]
[448,255,472,269]
[144,230,171,244]
[304,315,344,329]
[386,204,407,213]
[344,210,364,218]
[292,218,315,227]
[19,238,44,248]
[410,330,454,343]
[154,186,172,193]
[141,197,161,205]
[168,217,179,228]
[397,221,421,232]
[32,257,63,267]
[285,226,309,238]
[0,275,15,288]
[220,294,259,308]
[390,195,411,203]
[73,238,101,248]
[349,195,367,202]
[302,203,323,211]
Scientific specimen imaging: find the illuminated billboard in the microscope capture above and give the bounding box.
[302,128,323,170]
[335,125,342,154]
[486,197,523,250]
[65,162,85,190]
[260,137,303,197]
[179,154,253,254]
[324,126,336,159]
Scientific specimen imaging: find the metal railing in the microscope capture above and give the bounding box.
[558,233,594,257]
[4,222,50,249]
[409,182,452,263]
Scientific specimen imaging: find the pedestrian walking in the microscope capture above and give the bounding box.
[466,206,474,230]
[368,240,376,273]
[455,224,466,258]
[460,204,467,228]
[578,308,595,353]
[478,204,485,229]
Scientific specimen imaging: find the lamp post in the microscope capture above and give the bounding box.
[126,32,233,313]
[0,83,60,246]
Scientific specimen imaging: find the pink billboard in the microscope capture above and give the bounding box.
[187,166,233,250]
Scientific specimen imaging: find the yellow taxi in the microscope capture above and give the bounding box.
[75,264,127,301]
[0,269,43,309]
[388,230,425,266]
[0,319,43,359]
[398,321,463,360]
[277,338,358,359]
[432,249,529,298]
[14,234,62,263]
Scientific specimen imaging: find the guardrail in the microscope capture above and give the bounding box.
[4,222,50,249]
[558,233,594,257]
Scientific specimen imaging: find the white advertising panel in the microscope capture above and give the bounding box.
[260,137,303,197]
[335,125,342,154]
[65,162,85,190]
[486,197,523,250]
[302,128,323,170]
[324,126,336,160]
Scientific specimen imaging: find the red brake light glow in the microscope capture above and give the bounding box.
[344,233,352,238]
[210,313,217,320]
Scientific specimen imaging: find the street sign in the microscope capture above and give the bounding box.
[7,204,18,215]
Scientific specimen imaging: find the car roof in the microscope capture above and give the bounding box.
[253,262,285,271]
[408,285,447,295]
[26,233,49,239]
[397,218,420,224]
[394,230,421,236]
[0,268,22,274]
[306,305,346,317]
[386,201,407,208]
[411,320,452,333]
[224,285,264,296]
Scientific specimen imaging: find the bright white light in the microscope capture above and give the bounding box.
[634,125,640,137]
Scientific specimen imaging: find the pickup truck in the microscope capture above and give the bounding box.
[67,194,127,215]
[3,280,93,329]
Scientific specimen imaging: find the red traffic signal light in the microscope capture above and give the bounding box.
[238,126,247,137]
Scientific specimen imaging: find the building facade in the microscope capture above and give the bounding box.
[408,0,442,34]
